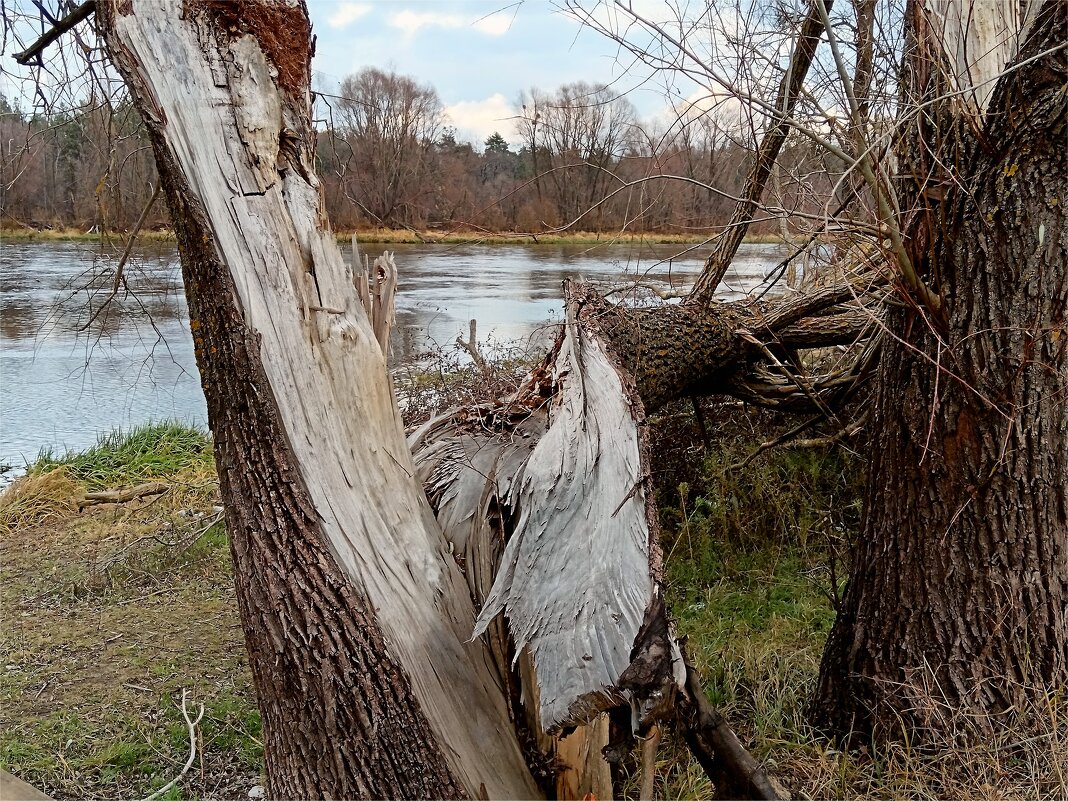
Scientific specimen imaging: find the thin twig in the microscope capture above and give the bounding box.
[14,0,97,65]
[78,182,162,333]
[138,689,204,801]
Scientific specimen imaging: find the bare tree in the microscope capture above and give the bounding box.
[516,82,638,227]
[333,67,444,228]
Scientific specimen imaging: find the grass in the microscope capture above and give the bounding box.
[31,421,213,489]
[2,398,1064,799]
[1,223,787,247]
[0,226,177,243]
[0,423,259,800]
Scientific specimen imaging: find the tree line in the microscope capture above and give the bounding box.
[1,67,833,236]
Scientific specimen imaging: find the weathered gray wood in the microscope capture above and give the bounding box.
[472,309,679,731]
[926,0,1041,118]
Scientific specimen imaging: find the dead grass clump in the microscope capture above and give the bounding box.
[784,687,1068,801]
[0,469,81,535]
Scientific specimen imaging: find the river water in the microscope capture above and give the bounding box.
[0,240,783,471]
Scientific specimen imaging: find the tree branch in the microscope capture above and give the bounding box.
[14,0,96,65]
[689,0,832,303]
[680,658,787,800]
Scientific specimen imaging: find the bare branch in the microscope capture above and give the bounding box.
[688,0,832,302]
[137,689,204,801]
[13,0,97,65]
[680,657,787,800]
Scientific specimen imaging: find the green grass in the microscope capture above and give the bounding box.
[31,421,213,489]
[2,422,259,800]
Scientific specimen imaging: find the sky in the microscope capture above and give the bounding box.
[1,1,750,147]
[305,1,678,147]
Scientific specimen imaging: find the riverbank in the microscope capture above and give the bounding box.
[0,225,785,247]
[2,411,1063,800]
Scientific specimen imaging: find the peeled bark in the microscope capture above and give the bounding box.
[813,0,1067,737]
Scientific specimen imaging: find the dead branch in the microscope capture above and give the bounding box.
[370,252,397,354]
[78,182,162,333]
[680,659,788,801]
[352,238,397,357]
[14,1,97,65]
[80,481,168,509]
[689,1,832,302]
[792,410,869,448]
[729,414,823,472]
[137,689,204,801]
[456,319,488,370]
[639,724,661,801]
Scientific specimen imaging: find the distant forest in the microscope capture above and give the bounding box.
[0,66,839,235]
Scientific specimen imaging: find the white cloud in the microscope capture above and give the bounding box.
[327,2,372,29]
[389,9,512,38]
[471,13,512,36]
[390,10,465,35]
[445,94,518,146]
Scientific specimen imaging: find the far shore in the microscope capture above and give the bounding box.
[0,225,786,247]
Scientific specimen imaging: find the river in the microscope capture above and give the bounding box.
[0,239,784,471]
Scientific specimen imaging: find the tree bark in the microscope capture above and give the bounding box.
[813,0,1067,738]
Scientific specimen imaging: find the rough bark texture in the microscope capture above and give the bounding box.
[99,1,537,797]
[814,0,1068,737]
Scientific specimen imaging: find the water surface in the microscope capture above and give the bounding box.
[0,240,783,470]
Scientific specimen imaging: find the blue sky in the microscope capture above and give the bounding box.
[306,1,673,147]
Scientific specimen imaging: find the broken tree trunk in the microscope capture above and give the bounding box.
[98,2,537,797]
[410,272,877,794]
[411,294,687,798]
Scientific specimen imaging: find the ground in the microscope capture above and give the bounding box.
[0,426,261,801]
[1,412,1064,800]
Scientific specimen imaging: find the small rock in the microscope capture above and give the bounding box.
[249,785,265,799]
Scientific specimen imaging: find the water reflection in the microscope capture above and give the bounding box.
[0,239,783,469]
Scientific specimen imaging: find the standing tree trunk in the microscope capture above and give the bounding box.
[813,0,1067,737]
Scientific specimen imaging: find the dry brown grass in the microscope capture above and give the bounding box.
[0,469,81,535]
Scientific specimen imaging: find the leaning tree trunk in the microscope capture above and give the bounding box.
[813,0,1067,737]
[97,2,541,797]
